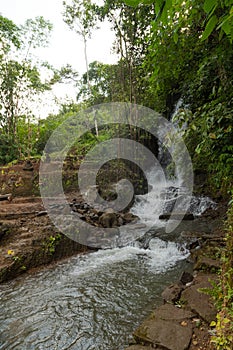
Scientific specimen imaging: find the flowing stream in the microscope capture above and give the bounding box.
[0,167,214,350]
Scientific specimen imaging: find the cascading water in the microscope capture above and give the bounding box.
[0,164,215,350]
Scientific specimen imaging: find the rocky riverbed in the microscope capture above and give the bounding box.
[0,159,142,282]
[0,159,229,350]
[124,204,227,350]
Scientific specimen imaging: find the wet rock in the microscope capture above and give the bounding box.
[162,283,183,303]
[154,303,195,321]
[123,212,139,224]
[180,271,194,285]
[134,319,192,350]
[181,274,217,323]
[99,211,118,228]
[133,304,194,350]
[160,186,179,200]
[159,212,194,220]
[36,211,47,217]
[186,239,200,251]
[128,223,146,230]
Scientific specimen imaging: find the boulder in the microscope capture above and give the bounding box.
[133,304,194,350]
[99,211,118,228]
[181,274,217,323]
[134,320,192,350]
[153,304,195,321]
[122,212,139,224]
[161,283,183,303]
[180,271,194,286]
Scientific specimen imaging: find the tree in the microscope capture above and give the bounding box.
[77,60,132,105]
[63,0,99,92]
[0,15,21,55]
[20,16,53,59]
[0,15,53,163]
[63,0,100,135]
[95,0,156,104]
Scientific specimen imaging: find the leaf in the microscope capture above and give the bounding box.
[123,0,141,7]
[191,124,197,131]
[195,144,202,154]
[209,133,217,139]
[160,0,172,23]
[203,0,218,14]
[223,318,230,324]
[173,31,179,44]
[210,321,216,327]
[201,15,218,40]
[154,0,165,15]
[142,0,154,4]
[219,17,232,35]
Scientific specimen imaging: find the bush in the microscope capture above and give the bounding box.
[210,197,233,349]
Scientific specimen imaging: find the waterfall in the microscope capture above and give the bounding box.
[0,101,216,350]
[0,162,215,350]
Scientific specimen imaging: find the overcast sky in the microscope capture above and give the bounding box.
[1,0,118,116]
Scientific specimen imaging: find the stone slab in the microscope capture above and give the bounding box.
[152,303,195,321]
[181,274,217,323]
[134,318,192,350]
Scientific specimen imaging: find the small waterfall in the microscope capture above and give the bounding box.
[130,167,214,235]
[0,100,216,350]
[0,163,215,350]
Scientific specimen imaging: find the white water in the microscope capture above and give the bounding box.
[131,167,175,227]
[70,238,188,279]
[131,166,214,227]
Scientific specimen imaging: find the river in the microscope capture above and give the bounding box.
[0,168,213,350]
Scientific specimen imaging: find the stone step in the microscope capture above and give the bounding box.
[133,304,194,350]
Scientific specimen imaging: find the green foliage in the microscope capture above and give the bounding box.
[35,103,83,155]
[0,15,21,53]
[0,15,54,164]
[123,0,233,42]
[0,133,18,164]
[20,16,53,57]
[208,200,233,349]
[176,100,233,194]
[202,15,218,41]
[122,0,153,7]
[44,234,62,255]
[201,0,233,42]
[77,60,133,105]
[63,0,98,38]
